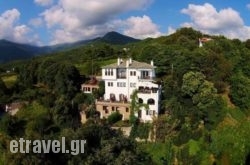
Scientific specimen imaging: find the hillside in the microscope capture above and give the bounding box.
[1,27,250,164]
[0,40,40,63]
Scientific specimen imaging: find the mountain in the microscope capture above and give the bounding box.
[0,40,43,63]
[44,31,140,51]
[99,31,140,44]
[0,32,139,63]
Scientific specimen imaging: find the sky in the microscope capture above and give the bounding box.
[0,0,250,46]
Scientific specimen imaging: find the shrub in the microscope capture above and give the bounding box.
[107,112,122,124]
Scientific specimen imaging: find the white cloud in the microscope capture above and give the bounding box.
[40,0,153,44]
[181,3,250,41]
[0,9,40,44]
[34,0,53,7]
[50,24,111,44]
[29,18,43,27]
[167,26,176,35]
[122,15,162,39]
[247,4,250,10]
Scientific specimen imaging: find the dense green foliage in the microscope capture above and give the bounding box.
[107,111,123,124]
[0,103,152,164]
[1,27,250,164]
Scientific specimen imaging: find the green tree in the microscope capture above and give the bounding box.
[181,71,224,129]
[0,114,25,137]
[0,78,8,104]
[93,80,105,99]
[52,98,80,128]
[211,119,250,164]
[230,72,250,110]
[17,60,39,88]
[154,115,179,142]
[130,90,149,125]
[107,111,122,124]
[181,71,217,110]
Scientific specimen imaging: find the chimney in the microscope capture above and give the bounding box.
[129,57,132,64]
[199,38,203,47]
[126,60,129,67]
[117,58,120,65]
[150,60,154,66]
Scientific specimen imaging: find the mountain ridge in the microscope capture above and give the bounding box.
[0,32,139,63]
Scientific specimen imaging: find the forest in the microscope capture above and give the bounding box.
[0,27,250,164]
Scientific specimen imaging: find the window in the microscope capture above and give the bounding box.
[117,69,126,78]
[110,93,116,101]
[126,108,129,112]
[103,106,108,110]
[112,107,115,111]
[138,98,143,104]
[141,70,149,79]
[148,110,155,116]
[117,82,126,87]
[130,83,136,87]
[147,98,155,105]
[130,71,136,76]
[105,69,113,76]
[108,82,113,87]
[138,110,142,118]
[152,87,158,93]
[119,94,125,101]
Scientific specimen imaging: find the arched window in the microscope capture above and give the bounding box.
[147,98,155,105]
[119,94,125,101]
[138,98,143,104]
[110,93,116,102]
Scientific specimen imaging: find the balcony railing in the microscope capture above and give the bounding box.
[117,75,126,79]
[138,87,158,94]
[138,76,152,80]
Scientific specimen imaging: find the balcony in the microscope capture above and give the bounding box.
[117,69,126,79]
[138,86,158,94]
[138,76,152,80]
[117,75,126,79]
[96,99,130,106]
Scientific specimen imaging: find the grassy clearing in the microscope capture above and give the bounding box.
[75,58,116,75]
[1,73,17,88]
[98,58,116,66]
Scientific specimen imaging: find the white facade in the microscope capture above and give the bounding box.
[100,58,161,122]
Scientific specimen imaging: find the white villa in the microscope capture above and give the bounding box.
[95,57,161,122]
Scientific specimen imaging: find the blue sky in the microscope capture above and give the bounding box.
[0,0,250,45]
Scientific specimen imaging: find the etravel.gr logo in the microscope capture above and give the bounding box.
[9,137,86,155]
